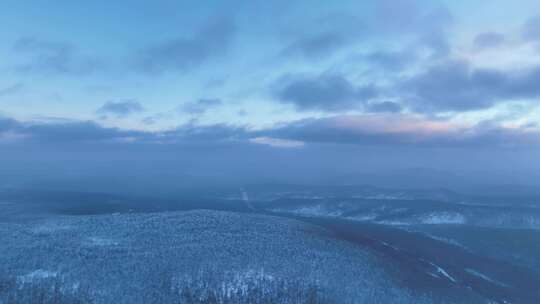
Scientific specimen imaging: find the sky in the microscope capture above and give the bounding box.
[1,0,540,192]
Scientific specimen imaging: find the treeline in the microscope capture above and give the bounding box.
[0,271,332,304]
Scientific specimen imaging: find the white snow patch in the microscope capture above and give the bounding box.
[419,258,456,283]
[274,205,342,217]
[379,241,400,251]
[377,220,411,226]
[240,188,255,211]
[465,268,510,288]
[31,222,72,234]
[226,270,275,295]
[85,237,119,247]
[348,213,378,222]
[290,195,326,199]
[422,234,469,251]
[350,191,413,200]
[524,215,540,229]
[428,262,456,283]
[176,269,278,298]
[420,212,466,225]
[18,269,58,284]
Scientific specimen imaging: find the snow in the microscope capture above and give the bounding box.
[431,263,456,283]
[348,213,378,221]
[85,237,119,247]
[419,259,456,283]
[0,209,416,304]
[421,234,470,251]
[18,269,58,284]
[465,268,510,288]
[31,221,73,234]
[420,212,466,225]
[274,204,342,217]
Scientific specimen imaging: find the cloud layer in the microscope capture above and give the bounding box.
[1,114,538,149]
[275,74,377,112]
[403,60,540,112]
[97,100,144,117]
[135,18,236,74]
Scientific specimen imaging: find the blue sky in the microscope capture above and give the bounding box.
[1,1,540,189]
[1,1,540,129]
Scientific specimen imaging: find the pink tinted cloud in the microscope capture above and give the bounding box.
[331,114,463,136]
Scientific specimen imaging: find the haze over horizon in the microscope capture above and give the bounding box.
[2,0,540,191]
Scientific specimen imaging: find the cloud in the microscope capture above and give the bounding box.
[365,101,402,113]
[275,58,540,114]
[0,117,145,143]
[162,123,248,144]
[249,137,304,148]
[12,37,101,76]
[259,114,540,148]
[374,0,452,33]
[24,121,144,142]
[363,50,416,71]
[374,0,453,57]
[280,1,453,61]
[141,113,172,125]
[97,100,144,117]
[418,30,452,57]
[260,114,459,146]
[137,98,225,126]
[473,32,506,49]
[135,18,236,74]
[278,12,366,60]
[403,61,504,112]
[1,114,539,150]
[0,117,19,132]
[180,98,223,115]
[282,32,348,59]
[0,117,246,146]
[522,15,540,41]
[402,60,540,112]
[0,83,25,97]
[275,74,378,112]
